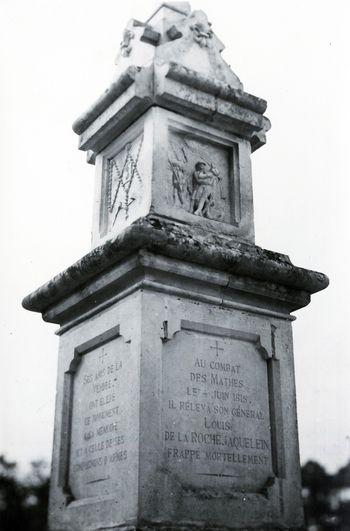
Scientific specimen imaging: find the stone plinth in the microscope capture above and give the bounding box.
[23,218,328,531]
[22,2,328,530]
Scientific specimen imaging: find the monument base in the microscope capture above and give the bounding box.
[22,218,323,531]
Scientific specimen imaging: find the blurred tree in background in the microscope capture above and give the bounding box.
[302,460,332,523]
[302,460,350,530]
[0,455,49,531]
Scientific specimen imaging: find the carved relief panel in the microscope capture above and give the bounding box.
[94,113,152,245]
[156,110,252,237]
[105,133,144,229]
[168,130,235,223]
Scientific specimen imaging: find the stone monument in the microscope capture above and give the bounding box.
[23,3,328,530]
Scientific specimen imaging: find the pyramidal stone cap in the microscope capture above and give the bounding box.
[72,1,270,155]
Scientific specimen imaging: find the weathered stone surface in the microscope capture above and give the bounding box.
[22,215,328,316]
[72,66,139,135]
[165,62,267,113]
[74,62,270,156]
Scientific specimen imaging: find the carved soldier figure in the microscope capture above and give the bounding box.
[191,161,220,217]
[169,161,186,206]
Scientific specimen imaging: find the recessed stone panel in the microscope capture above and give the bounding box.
[95,113,153,245]
[68,335,134,501]
[162,325,273,493]
[168,128,235,223]
[102,132,145,235]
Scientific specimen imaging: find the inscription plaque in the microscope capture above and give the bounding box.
[68,336,132,500]
[162,327,273,492]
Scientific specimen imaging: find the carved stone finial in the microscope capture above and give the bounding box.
[120,28,135,57]
[109,6,241,89]
[189,11,213,48]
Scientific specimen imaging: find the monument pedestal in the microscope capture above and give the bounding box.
[24,218,327,530]
[23,2,328,529]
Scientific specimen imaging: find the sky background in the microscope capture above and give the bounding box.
[0,0,349,475]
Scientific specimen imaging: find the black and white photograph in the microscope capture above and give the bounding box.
[1,1,349,529]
